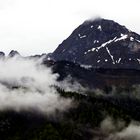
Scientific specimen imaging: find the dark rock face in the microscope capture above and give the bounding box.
[8,50,20,57]
[52,18,140,69]
[46,60,140,89]
[0,52,5,58]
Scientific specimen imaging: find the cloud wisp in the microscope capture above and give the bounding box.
[93,117,140,140]
[0,56,72,114]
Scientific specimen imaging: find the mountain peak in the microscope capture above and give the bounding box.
[85,18,130,34]
[52,18,140,69]
[8,50,20,57]
[0,51,5,58]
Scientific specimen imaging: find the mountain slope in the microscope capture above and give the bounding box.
[52,18,140,69]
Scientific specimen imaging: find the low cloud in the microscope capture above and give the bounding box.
[108,123,140,140]
[93,117,140,140]
[0,56,72,114]
[59,75,86,93]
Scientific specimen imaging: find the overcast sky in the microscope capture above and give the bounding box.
[0,0,140,56]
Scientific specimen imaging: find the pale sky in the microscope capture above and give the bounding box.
[0,0,140,56]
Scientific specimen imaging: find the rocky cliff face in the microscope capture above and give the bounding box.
[52,18,140,69]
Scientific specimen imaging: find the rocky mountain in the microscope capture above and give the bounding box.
[2,17,140,88]
[8,50,20,57]
[0,51,5,58]
[52,18,140,69]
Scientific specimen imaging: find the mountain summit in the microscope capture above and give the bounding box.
[52,18,140,69]
[8,50,20,57]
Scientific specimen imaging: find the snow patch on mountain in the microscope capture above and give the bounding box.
[91,25,94,28]
[114,34,128,42]
[80,64,92,69]
[130,37,134,41]
[78,34,87,39]
[116,58,122,64]
[106,47,115,64]
[94,40,99,44]
[84,34,130,55]
[97,60,100,63]
[136,39,140,43]
[97,25,102,31]
[85,37,117,54]
[137,59,140,64]
[97,37,117,50]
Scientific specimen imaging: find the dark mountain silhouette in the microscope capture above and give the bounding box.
[52,18,140,69]
[8,50,20,57]
[0,51,5,58]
